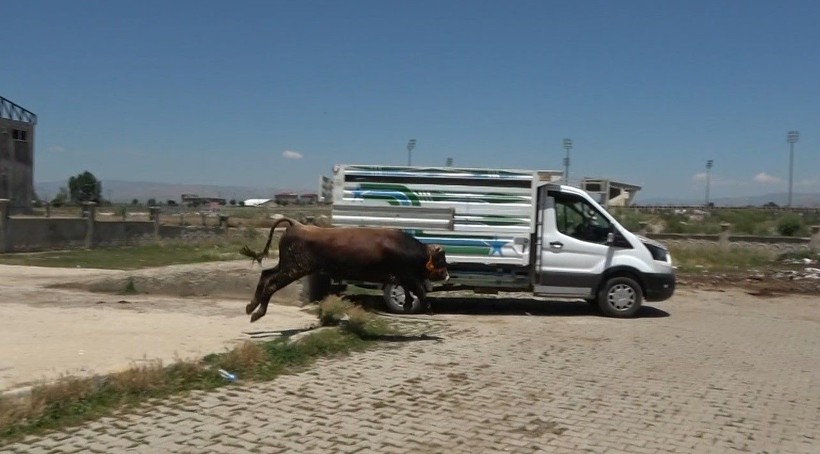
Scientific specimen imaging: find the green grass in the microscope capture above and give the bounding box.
[669,244,776,273]
[0,308,394,443]
[0,237,256,270]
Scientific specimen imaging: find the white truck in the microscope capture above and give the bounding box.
[324,164,675,317]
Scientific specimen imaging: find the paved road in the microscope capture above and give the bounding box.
[3,288,819,453]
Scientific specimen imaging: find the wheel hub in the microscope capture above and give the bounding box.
[608,284,634,310]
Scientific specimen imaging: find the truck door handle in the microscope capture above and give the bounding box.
[549,241,563,249]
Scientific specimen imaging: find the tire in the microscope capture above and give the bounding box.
[300,273,332,304]
[597,276,643,318]
[382,283,422,314]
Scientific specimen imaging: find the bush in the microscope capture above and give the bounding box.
[317,297,351,326]
[343,306,392,338]
[777,214,804,237]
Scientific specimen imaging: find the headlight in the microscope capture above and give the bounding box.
[644,242,668,262]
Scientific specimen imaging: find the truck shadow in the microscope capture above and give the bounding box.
[427,297,670,318]
[348,295,670,318]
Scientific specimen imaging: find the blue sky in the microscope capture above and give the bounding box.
[2,0,818,201]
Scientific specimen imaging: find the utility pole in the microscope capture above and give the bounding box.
[705,160,714,207]
[562,138,573,185]
[786,130,799,207]
[406,139,416,166]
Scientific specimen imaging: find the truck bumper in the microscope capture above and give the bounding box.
[644,273,675,301]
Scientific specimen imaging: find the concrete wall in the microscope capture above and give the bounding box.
[0,200,226,253]
[7,217,87,251]
[641,223,820,256]
[94,220,156,248]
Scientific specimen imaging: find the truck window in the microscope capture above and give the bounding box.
[553,192,612,244]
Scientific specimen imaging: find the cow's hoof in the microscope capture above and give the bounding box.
[245,302,256,315]
[250,312,263,323]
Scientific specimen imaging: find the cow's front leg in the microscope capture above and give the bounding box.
[250,270,304,322]
[402,279,427,314]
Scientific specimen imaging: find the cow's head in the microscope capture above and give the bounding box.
[425,244,449,281]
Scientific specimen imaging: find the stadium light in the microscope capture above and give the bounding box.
[786,130,799,207]
[407,139,416,166]
[562,138,573,184]
[705,160,714,207]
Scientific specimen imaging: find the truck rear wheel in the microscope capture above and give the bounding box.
[382,283,422,314]
[597,276,642,318]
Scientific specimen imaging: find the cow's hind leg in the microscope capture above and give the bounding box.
[250,270,305,323]
[246,265,279,315]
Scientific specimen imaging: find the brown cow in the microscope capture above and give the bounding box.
[240,218,448,322]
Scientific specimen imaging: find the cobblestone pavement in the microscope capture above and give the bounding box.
[3,288,819,453]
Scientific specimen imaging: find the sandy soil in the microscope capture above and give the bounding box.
[0,261,316,394]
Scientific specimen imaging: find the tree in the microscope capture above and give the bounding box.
[777,214,804,237]
[68,171,102,203]
[131,199,139,206]
[230,199,236,206]
[51,187,69,207]
[147,198,157,206]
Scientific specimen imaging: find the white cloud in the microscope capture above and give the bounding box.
[754,172,781,184]
[49,145,65,153]
[692,172,707,182]
[282,150,303,160]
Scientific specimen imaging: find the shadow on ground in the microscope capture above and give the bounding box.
[346,294,670,319]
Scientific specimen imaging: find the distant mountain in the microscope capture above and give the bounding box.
[637,192,820,208]
[34,180,295,204]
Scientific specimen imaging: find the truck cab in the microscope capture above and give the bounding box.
[531,184,674,317]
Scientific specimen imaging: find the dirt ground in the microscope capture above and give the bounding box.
[1,259,817,396]
[0,261,317,394]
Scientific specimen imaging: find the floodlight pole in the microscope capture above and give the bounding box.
[562,138,573,184]
[407,139,416,166]
[786,130,799,207]
[705,160,714,207]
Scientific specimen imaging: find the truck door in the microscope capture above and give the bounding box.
[534,186,615,298]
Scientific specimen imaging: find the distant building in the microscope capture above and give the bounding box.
[243,198,273,207]
[273,192,300,205]
[581,178,642,207]
[0,96,37,212]
[299,193,319,205]
[180,193,226,207]
[319,175,333,203]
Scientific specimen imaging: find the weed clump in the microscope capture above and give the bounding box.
[317,296,352,326]
[121,277,138,295]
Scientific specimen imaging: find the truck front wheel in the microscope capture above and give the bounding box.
[597,276,642,318]
[382,283,422,314]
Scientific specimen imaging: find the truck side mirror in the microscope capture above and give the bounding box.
[606,231,615,245]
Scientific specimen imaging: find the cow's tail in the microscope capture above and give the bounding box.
[239,217,297,265]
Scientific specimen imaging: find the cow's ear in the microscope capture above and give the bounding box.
[430,245,442,253]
